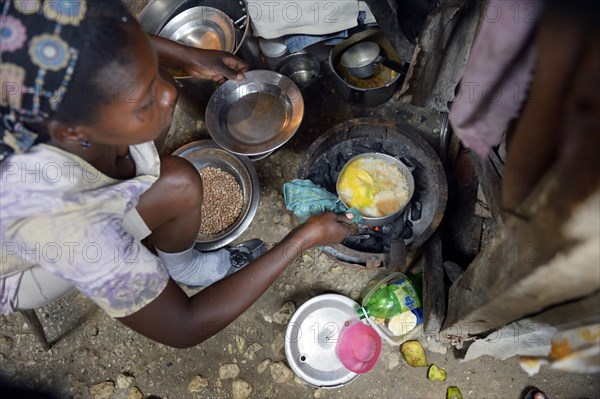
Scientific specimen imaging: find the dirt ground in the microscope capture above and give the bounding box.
[1,1,599,398]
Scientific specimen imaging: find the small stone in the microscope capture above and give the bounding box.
[385,353,401,370]
[127,387,143,399]
[262,314,273,323]
[0,336,13,350]
[227,343,234,355]
[195,120,203,130]
[116,373,134,389]
[219,363,240,380]
[89,381,115,399]
[282,214,291,224]
[314,388,326,398]
[272,301,296,324]
[188,375,209,393]
[243,343,263,360]
[235,335,246,354]
[269,361,293,383]
[272,215,281,224]
[232,379,253,399]
[270,331,284,357]
[257,359,271,374]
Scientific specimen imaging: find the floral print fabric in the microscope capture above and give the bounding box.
[0,142,170,318]
[0,0,87,161]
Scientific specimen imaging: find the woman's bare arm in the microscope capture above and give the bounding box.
[117,212,355,348]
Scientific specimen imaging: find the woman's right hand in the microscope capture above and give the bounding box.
[297,212,358,248]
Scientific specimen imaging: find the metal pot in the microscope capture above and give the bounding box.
[137,0,261,119]
[336,153,415,226]
[158,6,237,56]
[341,41,408,80]
[329,29,405,107]
[275,53,322,101]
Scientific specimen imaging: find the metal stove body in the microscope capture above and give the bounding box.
[299,118,447,269]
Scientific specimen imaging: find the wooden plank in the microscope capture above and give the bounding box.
[442,178,600,337]
[422,230,446,335]
[530,291,600,332]
[441,19,600,340]
[471,152,504,224]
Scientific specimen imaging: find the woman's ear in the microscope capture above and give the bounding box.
[46,121,88,146]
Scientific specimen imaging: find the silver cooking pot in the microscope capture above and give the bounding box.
[329,29,406,107]
[341,41,408,80]
[138,0,261,119]
[336,153,415,226]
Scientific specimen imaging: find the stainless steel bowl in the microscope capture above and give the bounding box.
[275,53,322,100]
[159,6,236,59]
[205,70,304,156]
[172,140,259,250]
[340,41,381,79]
[336,153,415,226]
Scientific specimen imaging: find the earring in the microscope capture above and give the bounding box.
[80,140,92,148]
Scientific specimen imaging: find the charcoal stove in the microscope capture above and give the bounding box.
[298,118,447,269]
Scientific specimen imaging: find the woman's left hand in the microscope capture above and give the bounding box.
[148,34,249,84]
[184,48,249,84]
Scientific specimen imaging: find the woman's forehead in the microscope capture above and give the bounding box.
[97,26,157,102]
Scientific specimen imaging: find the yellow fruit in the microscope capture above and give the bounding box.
[427,364,447,381]
[400,340,428,367]
[447,387,463,399]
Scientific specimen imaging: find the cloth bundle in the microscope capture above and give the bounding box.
[283,179,362,223]
[248,1,377,52]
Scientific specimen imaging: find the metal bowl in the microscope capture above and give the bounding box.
[336,153,415,226]
[172,140,259,250]
[159,6,236,55]
[340,41,381,79]
[275,53,322,100]
[206,70,304,156]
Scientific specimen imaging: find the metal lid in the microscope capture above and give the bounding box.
[284,294,361,388]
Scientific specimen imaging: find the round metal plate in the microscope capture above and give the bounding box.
[284,294,361,388]
[172,140,259,250]
[206,70,304,156]
[159,6,236,53]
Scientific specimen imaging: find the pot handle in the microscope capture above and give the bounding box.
[399,157,416,172]
[381,59,409,75]
[234,15,247,29]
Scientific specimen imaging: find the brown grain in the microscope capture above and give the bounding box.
[199,167,244,235]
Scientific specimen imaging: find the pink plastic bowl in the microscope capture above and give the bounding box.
[336,322,382,374]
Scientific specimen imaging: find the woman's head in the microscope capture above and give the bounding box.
[1,0,176,159]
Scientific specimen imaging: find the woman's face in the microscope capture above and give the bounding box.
[83,24,177,146]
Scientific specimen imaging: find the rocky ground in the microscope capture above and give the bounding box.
[2,102,598,397]
[1,1,599,398]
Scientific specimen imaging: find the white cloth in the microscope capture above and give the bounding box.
[248,0,360,39]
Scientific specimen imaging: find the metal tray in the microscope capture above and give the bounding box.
[206,70,304,156]
[284,294,361,388]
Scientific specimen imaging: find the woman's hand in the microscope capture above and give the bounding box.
[148,34,249,84]
[296,212,358,248]
[184,48,249,84]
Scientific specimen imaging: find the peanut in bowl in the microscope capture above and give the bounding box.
[172,140,259,250]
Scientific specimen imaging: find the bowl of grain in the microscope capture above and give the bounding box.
[172,139,260,251]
